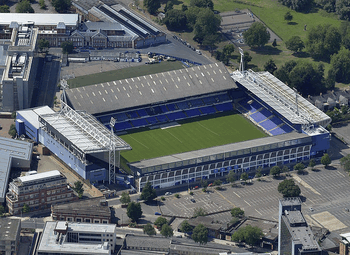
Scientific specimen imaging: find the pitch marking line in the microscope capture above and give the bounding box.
[165,130,183,143]
[197,122,219,136]
[128,136,149,149]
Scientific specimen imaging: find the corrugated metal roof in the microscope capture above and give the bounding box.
[17,106,54,129]
[0,14,78,26]
[18,170,61,184]
[0,152,11,203]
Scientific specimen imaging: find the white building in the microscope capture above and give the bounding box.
[37,221,117,255]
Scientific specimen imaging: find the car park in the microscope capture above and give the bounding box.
[155,212,161,215]
[190,198,196,203]
[165,192,172,196]
[309,207,314,212]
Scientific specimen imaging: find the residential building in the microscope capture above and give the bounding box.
[37,221,117,255]
[340,232,350,255]
[278,197,322,255]
[6,170,77,215]
[51,196,111,223]
[0,218,21,255]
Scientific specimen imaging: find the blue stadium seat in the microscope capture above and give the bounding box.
[131,119,148,128]
[200,106,216,115]
[166,103,177,111]
[270,116,284,126]
[137,109,149,117]
[160,105,169,113]
[190,99,204,107]
[260,119,277,131]
[176,101,190,109]
[115,121,132,131]
[281,124,294,133]
[215,102,233,112]
[250,109,272,123]
[98,115,111,124]
[145,108,154,115]
[185,108,201,117]
[146,116,158,125]
[217,94,231,102]
[156,115,168,123]
[126,111,139,119]
[203,96,216,105]
[114,113,128,121]
[167,111,187,121]
[270,128,286,136]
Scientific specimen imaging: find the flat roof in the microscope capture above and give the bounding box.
[0,218,20,241]
[0,153,11,203]
[0,136,32,161]
[0,14,78,26]
[18,170,61,184]
[67,63,236,115]
[130,132,310,169]
[17,106,54,129]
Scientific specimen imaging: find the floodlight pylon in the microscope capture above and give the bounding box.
[109,117,116,184]
[60,79,69,106]
[239,47,244,73]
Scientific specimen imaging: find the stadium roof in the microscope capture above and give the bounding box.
[17,106,54,129]
[67,63,236,115]
[232,70,331,127]
[129,132,311,169]
[39,102,131,153]
[0,14,78,27]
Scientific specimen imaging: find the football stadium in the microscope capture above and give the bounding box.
[58,62,331,191]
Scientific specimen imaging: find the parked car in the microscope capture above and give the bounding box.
[190,198,196,203]
[155,212,161,215]
[165,192,172,196]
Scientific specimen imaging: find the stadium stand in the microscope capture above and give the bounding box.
[166,103,177,111]
[146,116,158,125]
[185,108,201,117]
[200,106,216,115]
[115,121,133,131]
[160,105,169,113]
[137,109,149,117]
[156,115,168,123]
[250,108,272,123]
[166,111,187,121]
[215,102,233,112]
[131,118,148,128]
[126,110,139,119]
[176,101,190,109]
[203,96,217,105]
[189,99,204,107]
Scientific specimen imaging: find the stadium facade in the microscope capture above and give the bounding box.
[16,63,331,190]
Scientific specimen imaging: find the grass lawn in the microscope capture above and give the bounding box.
[67,61,184,88]
[120,112,267,163]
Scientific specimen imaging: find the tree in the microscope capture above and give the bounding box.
[180,220,193,233]
[328,48,350,84]
[154,216,168,229]
[0,5,10,13]
[0,205,5,216]
[190,0,213,9]
[73,181,84,198]
[321,153,331,167]
[306,24,341,60]
[243,22,270,48]
[285,36,305,53]
[227,170,236,183]
[192,224,208,244]
[200,179,208,188]
[309,159,316,169]
[193,207,207,218]
[16,0,34,13]
[143,0,160,14]
[255,167,262,178]
[8,124,17,138]
[164,9,187,31]
[264,59,277,74]
[278,179,301,197]
[38,39,50,52]
[160,224,173,238]
[284,11,293,22]
[39,0,46,9]
[164,0,173,13]
[185,6,201,29]
[126,202,142,222]
[282,166,289,174]
[143,223,156,235]
[240,172,249,182]
[242,51,252,68]
[52,0,71,13]
[336,0,350,21]
[316,0,336,12]
[294,162,305,174]
[119,191,131,205]
[61,41,73,54]
[340,154,350,171]
[278,0,311,11]
[22,203,30,213]
[231,207,244,218]
[140,181,157,203]
[270,166,281,177]
[232,225,263,246]
[193,8,221,45]
[182,4,188,11]
[213,179,222,186]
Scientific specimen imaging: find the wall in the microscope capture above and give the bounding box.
[16,111,38,141]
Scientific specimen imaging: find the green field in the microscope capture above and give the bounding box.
[120,112,267,163]
[67,61,184,88]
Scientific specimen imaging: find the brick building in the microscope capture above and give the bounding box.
[51,197,111,224]
[6,170,77,215]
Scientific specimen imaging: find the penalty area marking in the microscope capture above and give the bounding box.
[128,136,149,149]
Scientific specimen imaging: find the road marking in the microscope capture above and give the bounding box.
[215,190,235,207]
[233,191,241,198]
[244,200,251,206]
[255,209,262,215]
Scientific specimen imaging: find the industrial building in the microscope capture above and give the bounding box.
[0,218,21,255]
[278,198,322,255]
[0,136,32,203]
[6,170,77,215]
[37,221,117,255]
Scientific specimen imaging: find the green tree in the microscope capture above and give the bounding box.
[164,0,173,13]
[73,181,84,198]
[0,5,10,13]
[182,4,188,11]
[232,225,263,246]
[61,41,73,54]
[11,111,16,119]
[213,179,222,186]
[231,207,245,218]
[16,0,34,13]
[119,191,131,205]
[336,0,350,20]
[185,6,201,29]
[240,172,249,182]
[180,220,193,233]
[255,167,262,178]
[140,181,157,203]
[294,162,305,174]
[189,0,213,9]
[264,59,277,74]
[143,223,156,235]
[126,202,142,222]
[160,224,173,237]
[22,203,30,213]
[282,166,289,174]
[227,170,236,183]
[200,179,208,188]
[192,224,208,244]
[52,0,71,13]
[38,39,50,52]
[316,0,336,12]
[328,48,350,84]
[270,166,281,177]
[242,52,252,69]
[154,216,168,229]
[309,159,316,169]
[8,124,17,138]
[193,8,221,45]
[321,153,331,167]
[143,0,160,14]
[193,207,207,218]
[284,11,293,22]
[285,36,305,53]
[278,179,301,197]
[0,205,5,216]
[243,22,270,48]
[278,0,311,11]
[39,0,46,9]
[164,9,187,31]
[340,154,350,171]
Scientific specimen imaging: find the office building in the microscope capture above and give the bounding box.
[0,218,21,255]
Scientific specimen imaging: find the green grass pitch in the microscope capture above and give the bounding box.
[120,112,267,163]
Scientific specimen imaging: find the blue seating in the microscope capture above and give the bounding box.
[270,116,284,126]
[98,115,111,124]
[281,124,294,133]
[126,111,139,119]
[215,102,233,112]
[137,109,148,117]
[250,111,267,123]
[270,128,286,136]
[160,105,168,113]
[190,99,204,107]
[131,119,148,127]
[166,103,177,111]
[203,96,216,105]
[185,108,201,117]
[260,119,277,131]
[156,115,168,123]
[115,121,132,131]
[145,106,162,116]
[217,94,231,102]
[200,106,216,115]
[176,101,190,109]
[146,117,158,125]
[114,113,128,121]
[167,111,187,121]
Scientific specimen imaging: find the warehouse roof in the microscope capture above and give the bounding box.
[0,14,78,27]
[0,218,21,241]
[0,153,11,203]
[67,63,236,115]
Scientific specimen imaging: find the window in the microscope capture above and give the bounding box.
[102,220,108,224]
